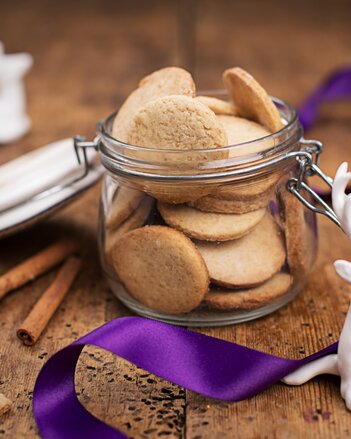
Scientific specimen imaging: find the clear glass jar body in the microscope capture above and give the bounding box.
[97,94,317,326]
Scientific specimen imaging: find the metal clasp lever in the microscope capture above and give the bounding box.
[286,139,341,228]
[73,135,100,180]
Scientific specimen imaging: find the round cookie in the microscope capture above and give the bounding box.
[217,115,271,147]
[214,173,279,201]
[111,226,209,314]
[142,182,212,205]
[105,196,154,264]
[127,95,228,151]
[189,191,273,214]
[205,272,292,310]
[126,95,228,204]
[195,214,286,288]
[195,96,237,116]
[157,201,266,241]
[223,67,284,133]
[112,67,195,142]
[106,187,144,229]
[279,187,316,277]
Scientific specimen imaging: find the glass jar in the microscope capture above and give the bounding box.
[96,92,320,327]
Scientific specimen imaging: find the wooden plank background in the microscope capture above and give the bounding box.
[0,0,351,437]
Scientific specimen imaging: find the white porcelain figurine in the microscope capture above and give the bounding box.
[282,162,351,410]
[0,42,33,143]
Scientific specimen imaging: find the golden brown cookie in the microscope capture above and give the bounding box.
[223,67,284,133]
[189,192,273,214]
[195,214,286,288]
[279,187,316,277]
[105,197,154,262]
[217,115,271,146]
[112,67,195,142]
[214,173,279,201]
[158,201,266,241]
[127,95,228,151]
[205,272,292,310]
[141,182,212,205]
[126,95,228,204]
[111,226,209,314]
[186,106,279,204]
[0,393,12,416]
[195,96,237,116]
[106,187,144,229]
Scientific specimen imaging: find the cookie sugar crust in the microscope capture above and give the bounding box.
[196,214,286,288]
[158,201,266,241]
[112,66,195,142]
[127,95,228,150]
[111,225,209,314]
[223,67,284,133]
[205,272,292,310]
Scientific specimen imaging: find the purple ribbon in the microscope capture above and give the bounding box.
[33,68,351,438]
[299,67,351,131]
[33,317,338,438]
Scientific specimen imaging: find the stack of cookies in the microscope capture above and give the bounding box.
[104,66,313,315]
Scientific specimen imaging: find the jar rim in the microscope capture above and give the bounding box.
[98,93,298,152]
[97,92,303,181]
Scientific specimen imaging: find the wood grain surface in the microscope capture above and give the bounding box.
[1,0,351,437]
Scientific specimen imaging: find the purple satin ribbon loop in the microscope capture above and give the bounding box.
[299,67,351,131]
[33,317,338,438]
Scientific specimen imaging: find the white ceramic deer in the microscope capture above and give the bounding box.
[0,42,32,143]
[282,162,351,410]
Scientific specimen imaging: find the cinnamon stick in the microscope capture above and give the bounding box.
[0,239,78,300]
[17,256,82,346]
[0,393,12,416]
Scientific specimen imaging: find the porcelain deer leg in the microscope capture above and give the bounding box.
[336,260,351,410]
[282,162,351,411]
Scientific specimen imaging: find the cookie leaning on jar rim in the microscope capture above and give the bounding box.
[98,65,315,326]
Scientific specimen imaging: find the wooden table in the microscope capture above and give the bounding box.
[1,0,351,437]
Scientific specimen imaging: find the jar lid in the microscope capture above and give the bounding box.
[0,137,103,239]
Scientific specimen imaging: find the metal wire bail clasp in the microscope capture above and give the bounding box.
[286,138,341,228]
[73,135,100,180]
